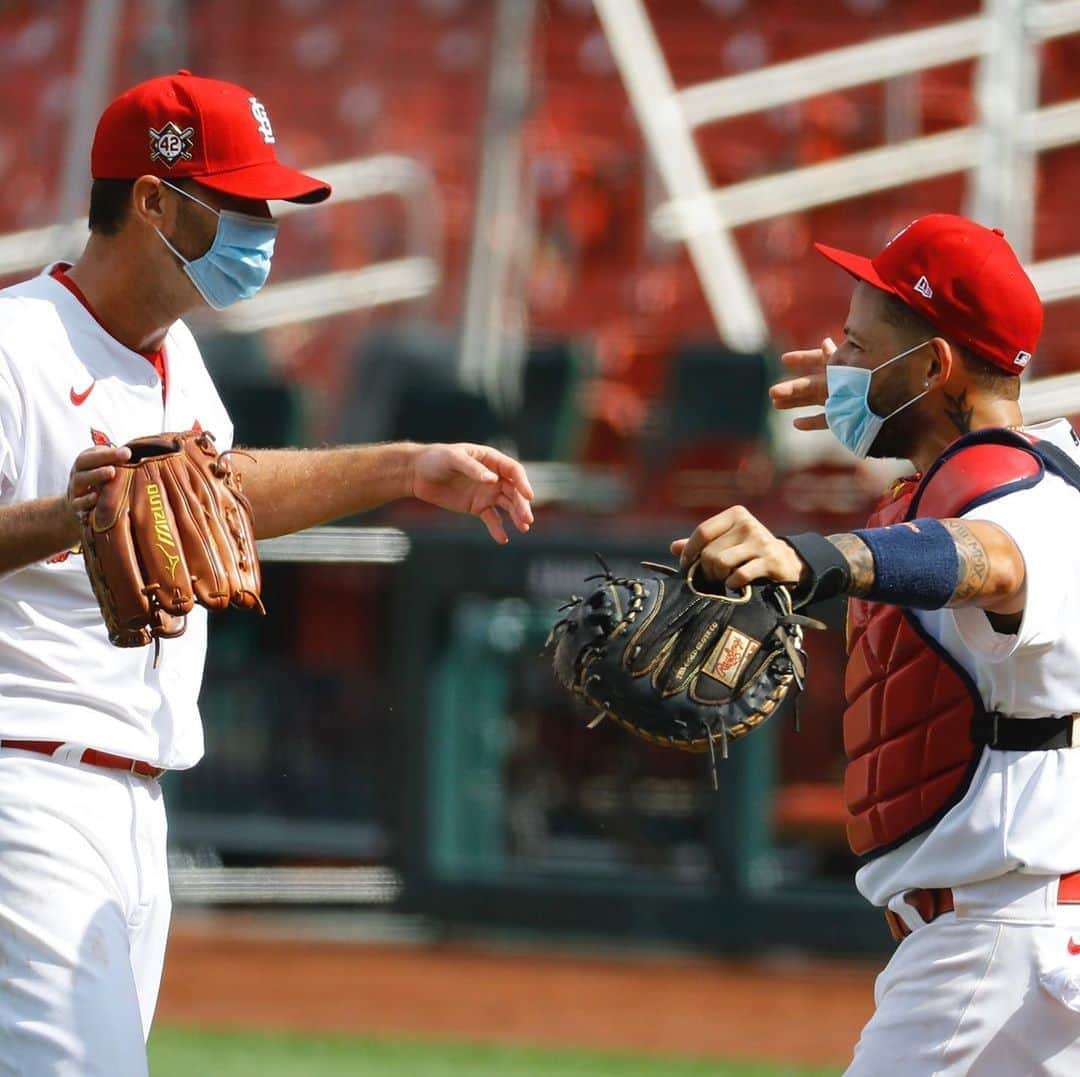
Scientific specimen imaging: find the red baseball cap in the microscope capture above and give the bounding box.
[91,70,330,204]
[815,214,1041,375]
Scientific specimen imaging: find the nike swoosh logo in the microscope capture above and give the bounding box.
[70,381,95,406]
[1068,937,1080,955]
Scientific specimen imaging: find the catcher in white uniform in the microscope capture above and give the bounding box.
[0,71,533,1075]
[675,214,1080,1075]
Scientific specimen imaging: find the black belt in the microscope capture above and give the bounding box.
[972,711,1080,751]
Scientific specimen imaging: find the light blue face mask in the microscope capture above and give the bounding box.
[155,180,279,310]
[824,338,933,459]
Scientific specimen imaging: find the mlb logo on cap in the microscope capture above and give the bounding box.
[91,70,330,205]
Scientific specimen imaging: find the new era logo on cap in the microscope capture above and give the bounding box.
[814,214,1043,375]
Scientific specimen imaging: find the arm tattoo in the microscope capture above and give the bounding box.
[940,519,991,605]
[825,520,996,607]
[943,389,974,435]
[826,533,875,596]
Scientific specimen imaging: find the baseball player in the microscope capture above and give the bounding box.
[0,71,534,1075]
[674,214,1080,1074]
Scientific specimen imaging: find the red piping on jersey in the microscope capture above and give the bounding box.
[50,265,167,401]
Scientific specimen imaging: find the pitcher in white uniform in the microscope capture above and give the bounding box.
[673,214,1080,1075]
[0,70,534,1075]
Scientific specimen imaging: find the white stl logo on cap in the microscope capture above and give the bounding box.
[248,97,275,144]
[148,122,195,167]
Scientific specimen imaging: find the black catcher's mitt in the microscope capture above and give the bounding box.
[548,559,821,782]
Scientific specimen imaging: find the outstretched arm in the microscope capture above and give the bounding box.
[238,440,535,544]
[672,506,1025,615]
[818,520,1024,614]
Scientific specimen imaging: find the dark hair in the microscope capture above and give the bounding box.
[87,178,136,235]
[877,291,1019,400]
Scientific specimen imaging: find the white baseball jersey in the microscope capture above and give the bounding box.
[857,418,1080,906]
[0,264,232,769]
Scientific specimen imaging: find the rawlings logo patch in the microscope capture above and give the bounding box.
[149,122,195,168]
[706,627,759,688]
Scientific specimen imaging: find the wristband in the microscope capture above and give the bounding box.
[853,518,958,610]
[782,532,852,608]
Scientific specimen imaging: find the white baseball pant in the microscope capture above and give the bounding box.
[848,871,1080,1076]
[0,749,171,1076]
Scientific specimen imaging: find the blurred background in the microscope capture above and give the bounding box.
[4,0,1080,1073]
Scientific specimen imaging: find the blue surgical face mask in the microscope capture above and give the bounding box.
[155,180,279,310]
[824,338,933,459]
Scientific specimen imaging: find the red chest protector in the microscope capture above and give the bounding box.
[843,428,1065,859]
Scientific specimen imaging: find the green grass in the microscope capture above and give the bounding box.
[149,1026,841,1077]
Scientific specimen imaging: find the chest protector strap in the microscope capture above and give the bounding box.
[844,427,1080,859]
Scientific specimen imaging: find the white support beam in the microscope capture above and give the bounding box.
[654,93,1080,241]
[213,257,438,333]
[677,16,987,128]
[967,0,1038,259]
[0,155,441,330]
[675,2,1080,131]
[653,127,980,236]
[593,0,768,352]
[1027,0,1080,39]
[1024,98,1080,153]
[1025,251,1080,303]
[255,526,410,564]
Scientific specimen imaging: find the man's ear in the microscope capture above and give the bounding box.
[130,175,172,230]
[926,337,955,389]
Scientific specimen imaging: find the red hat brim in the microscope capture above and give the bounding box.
[814,242,896,295]
[192,159,330,204]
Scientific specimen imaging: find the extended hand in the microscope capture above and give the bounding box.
[768,336,836,432]
[671,505,805,590]
[412,443,535,544]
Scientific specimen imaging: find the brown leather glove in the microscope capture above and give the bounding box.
[81,430,262,647]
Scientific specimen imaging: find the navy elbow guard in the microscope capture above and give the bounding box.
[853,518,958,610]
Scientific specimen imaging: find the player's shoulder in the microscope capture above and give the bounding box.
[914,421,1080,521]
[0,271,69,348]
[0,268,64,306]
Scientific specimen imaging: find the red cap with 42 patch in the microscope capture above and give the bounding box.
[90,70,330,204]
[815,213,1042,375]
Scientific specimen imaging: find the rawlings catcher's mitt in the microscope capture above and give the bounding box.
[81,430,263,649]
[548,559,822,781]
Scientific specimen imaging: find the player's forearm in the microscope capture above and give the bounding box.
[0,495,80,574]
[824,519,1024,613]
[237,442,422,539]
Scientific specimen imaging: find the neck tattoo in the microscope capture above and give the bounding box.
[944,390,974,435]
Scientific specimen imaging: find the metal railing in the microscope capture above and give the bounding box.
[595,0,1080,464]
[0,154,441,331]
